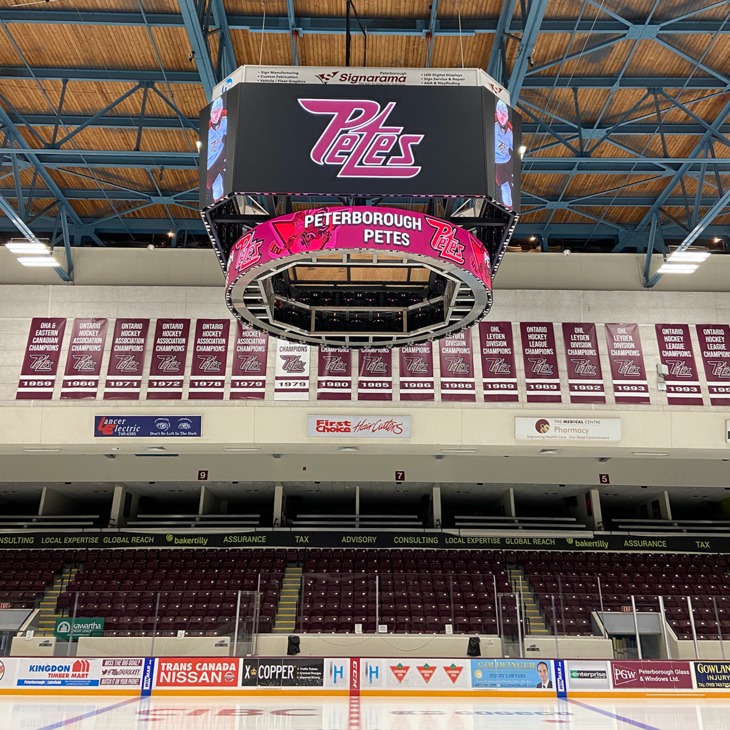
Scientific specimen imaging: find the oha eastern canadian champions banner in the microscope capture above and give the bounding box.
[16,317,66,400]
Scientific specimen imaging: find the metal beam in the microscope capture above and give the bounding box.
[424,0,439,68]
[507,0,549,102]
[210,0,237,77]
[487,0,517,83]
[179,0,216,100]
[285,0,300,65]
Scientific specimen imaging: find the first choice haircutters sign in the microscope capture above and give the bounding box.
[307,415,411,438]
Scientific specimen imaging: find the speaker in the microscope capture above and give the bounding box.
[466,636,481,657]
[287,635,301,655]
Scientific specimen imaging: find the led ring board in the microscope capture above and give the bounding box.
[225,206,492,348]
[200,66,522,349]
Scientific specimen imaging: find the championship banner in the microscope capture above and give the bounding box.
[519,322,562,403]
[317,347,352,400]
[230,323,268,400]
[398,343,435,401]
[147,319,191,400]
[103,318,149,400]
[655,324,703,406]
[16,317,66,400]
[438,330,476,401]
[696,324,730,406]
[274,340,311,400]
[562,323,605,404]
[479,321,518,402]
[604,323,650,404]
[357,348,393,401]
[60,318,108,399]
[188,319,231,400]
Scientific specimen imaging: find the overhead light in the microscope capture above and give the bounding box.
[196,140,202,151]
[632,451,668,457]
[518,145,527,157]
[529,236,537,242]
[667,251,710,263]
[17,256,58,267]
[167,230,175,238]
[657,264,698,274]
[338,446,359,453]
[23,448,61,453]
[539,448,560,455]
[440,448,477,455]
[5,241,49,255]
[224,447,260,452]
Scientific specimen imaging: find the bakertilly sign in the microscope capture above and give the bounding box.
[0,531,724,553]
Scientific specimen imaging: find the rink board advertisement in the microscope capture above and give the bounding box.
[1,658,730,695]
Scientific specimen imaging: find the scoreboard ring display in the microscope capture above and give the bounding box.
[224,206,493,349]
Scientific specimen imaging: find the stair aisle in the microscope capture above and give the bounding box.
[37,565,80,636]
[507,567,550,636]
[272,565,302,634]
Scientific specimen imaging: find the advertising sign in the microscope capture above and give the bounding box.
[471,659,555,689]
[357,348,393,401]
[317,347,352,400]
[360,659,469,690]
[274,340,311,400]
[230,323,268,399]
[655,324,703,405]
[307,415,411,438]
[694,661,730,689]
[222,83,520,201]
[604,323,650,404]
[610,661,693,689]
[438,329,476,401]
[188,319,230,400]
[100,658,145,688]
[479,321,518,402]
[240,658,325,687]
[398,343,435,400]
[696,324,730,406]
[16,317,66,400]
[520,322,562,403]
[17,658,99,687]
[55,617,104,641]
[325,658,351,689]
[147,319,191,400]
[565,661,611,690]
[94,416,202,438]
[60,318,108,399]
[103,318,149,400]
[562,323,606,403]
[155,658,240,687]
[515,417,621,442]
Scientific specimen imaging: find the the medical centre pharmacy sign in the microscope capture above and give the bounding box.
[515,417,621,442]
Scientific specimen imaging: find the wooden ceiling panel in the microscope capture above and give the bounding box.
[625,39,709,78]
[520,173,569,198]
[437,0,503,18]
[231,29,296,66]
[429,34,494,70]
[654,0,730,22]
[360,35,429,68]
[562,173,667,199]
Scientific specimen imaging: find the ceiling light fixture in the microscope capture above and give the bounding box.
[440,448,478,455]
[539,448,560,455]
[5,241,49,255]
[17,256,58,267]
[631,451,668,457]
[667,251,710,263]
[657,263,698,274]
[338,446,359,453]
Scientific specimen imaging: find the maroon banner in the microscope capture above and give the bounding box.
[604,323,650,404]
[357,348,393,401]
[274,340,311,400]
[655,324,703,406]
[398,343,435,401]
[103,319,149,400]
[188,319,231,400]
[16,317,66,400]
[611,661,693,690]
[479,322,518,402]
[147,319,191,400]
[696,324,730,406]
[519,322,562,403]
[562,323,606,404]
[230,323,268,400]
[317,347,352,400]
[438,330,476,402]
[60,318,108,399]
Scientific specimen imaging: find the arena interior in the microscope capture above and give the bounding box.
[0,0,730,727]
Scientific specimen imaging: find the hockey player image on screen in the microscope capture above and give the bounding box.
[206,96,228,204]
[494,99,514,209]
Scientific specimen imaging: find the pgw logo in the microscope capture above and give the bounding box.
[298,98,423,178]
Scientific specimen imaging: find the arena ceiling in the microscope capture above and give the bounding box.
[0,0,728,277]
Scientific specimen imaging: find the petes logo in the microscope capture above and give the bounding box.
[232,230,263,273]
[197,355,223,373]
[72,354,97,372]
[281,355,306,373]
[299,98,423,178]
[404,356,429,374]
[114,355,141,373]
[666,360,693,378]
[156,355,182,373]
[528,357,555,376]
[362,355,388,374]
[484,357,511,375]
[324,355,348,373]
[29,354,54,372]
[426,218,465,264]
[709,361,730,378]
[444,357,470,375]
[616,359,641,377]
[237,355,263,372]
[571,359,598,376]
